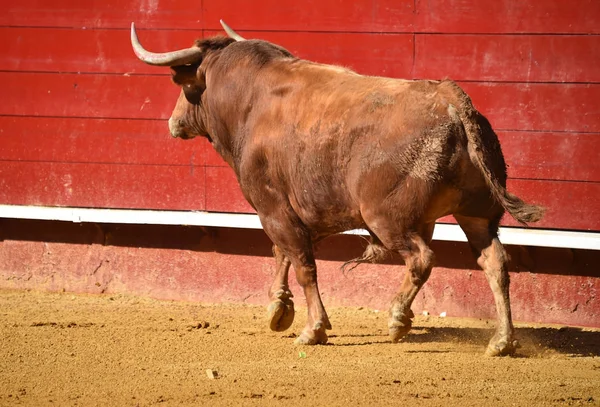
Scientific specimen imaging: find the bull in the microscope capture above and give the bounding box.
[130,21,544,356]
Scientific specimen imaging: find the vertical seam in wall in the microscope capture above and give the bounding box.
[203,162,207,211]
[412,33,416,78]
[201,0,206,211]
[200,0,205,37]
[412,0,418,79]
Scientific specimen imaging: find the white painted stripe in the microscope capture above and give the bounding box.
[0,205,598,250]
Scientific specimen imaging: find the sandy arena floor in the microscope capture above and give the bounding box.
[1,290,599,406]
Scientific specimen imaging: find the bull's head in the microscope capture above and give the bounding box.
[130,21,245,140]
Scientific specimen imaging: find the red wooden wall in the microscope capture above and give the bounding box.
[1,0,599,231]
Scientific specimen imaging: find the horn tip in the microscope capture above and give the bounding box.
[219,19,245,41]
[130,22,138,41]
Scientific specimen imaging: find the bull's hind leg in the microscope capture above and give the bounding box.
[363,207,435,342]
[267,245,295,332]
[454,214,518,356]
[387,223,435,342]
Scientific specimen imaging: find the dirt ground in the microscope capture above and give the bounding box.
[1,290,599,407]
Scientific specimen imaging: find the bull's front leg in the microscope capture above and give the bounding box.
[292,258,331,345]
[267,244,295,332]
[260,213,331,345]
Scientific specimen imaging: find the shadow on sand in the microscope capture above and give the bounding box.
[330,326,600,357]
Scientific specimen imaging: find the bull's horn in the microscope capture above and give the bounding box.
[130,22,203,66]
[220,20,246,41]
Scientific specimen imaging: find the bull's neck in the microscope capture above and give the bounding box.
[203,45,293,175]
[205,75,259,175]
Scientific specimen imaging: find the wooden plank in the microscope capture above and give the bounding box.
[1,27,413,78]
[0,162,205,210]
[202,0,415,33]
[414,34,600,83]
[204,30,414,78]
[460,82,600,133]
[4,0,597,34]
[0,27,199,75]
[204,167,600,231]
[1,0,203,29]
[505,179,600,231]
[6,27,599,83]
[204,0,600,34]
[0,72,179,120]
[1,153,597,231]
[415,0,600,34]
[0,116,209,166]
[204,130,600,182]
[5,116,595,182]
[4,73,599,133]
[499,131,600,183]
[437,178,600,231]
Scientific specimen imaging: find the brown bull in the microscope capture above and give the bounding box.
[130,21,544,356]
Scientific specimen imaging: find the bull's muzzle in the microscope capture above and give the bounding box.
[168,117,185,138]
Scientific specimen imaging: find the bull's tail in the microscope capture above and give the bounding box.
[449,84,545,225]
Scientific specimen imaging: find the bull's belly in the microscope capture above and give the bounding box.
[291,200,366,239]
[421,186,463,223]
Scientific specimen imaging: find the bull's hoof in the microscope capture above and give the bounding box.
[294,322,328,345]
[267,298,295,332]
[485,336,520,357]
[388,310,414,343]
[388,321,412,343]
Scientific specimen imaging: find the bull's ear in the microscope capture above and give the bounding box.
[171,65,206,104]
[170,65,203,88]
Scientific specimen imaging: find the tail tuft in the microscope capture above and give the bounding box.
[502,192,545,226]
[341,236,388,273]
